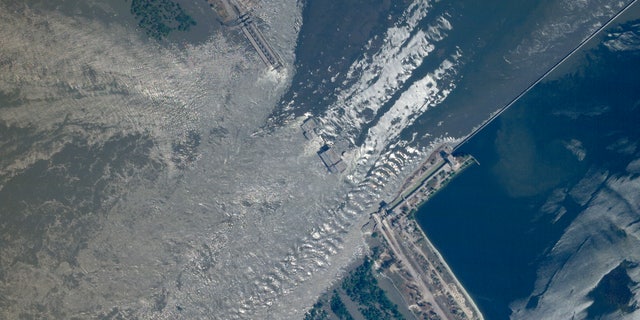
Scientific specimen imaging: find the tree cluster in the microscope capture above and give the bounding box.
[130,0,196,40]
[341,258,405,320]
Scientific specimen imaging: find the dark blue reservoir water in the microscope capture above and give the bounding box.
[416,18,640,320]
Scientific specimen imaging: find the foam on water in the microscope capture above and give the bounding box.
[1,0,636,319]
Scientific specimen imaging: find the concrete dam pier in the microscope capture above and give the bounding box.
[207,0,282,69]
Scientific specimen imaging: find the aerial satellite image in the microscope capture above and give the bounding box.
[0,0,639,319]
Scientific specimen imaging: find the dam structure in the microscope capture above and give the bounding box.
[367,145,484,320]
[237,13,282,69]
[208,0,282,69]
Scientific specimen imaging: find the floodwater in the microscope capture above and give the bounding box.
[0,0,636,318]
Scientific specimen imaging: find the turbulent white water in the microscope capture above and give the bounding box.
[0,1,452,318]
[0,0,636,319]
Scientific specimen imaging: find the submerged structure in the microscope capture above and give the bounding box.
[317,145,346,174]
[207,0,282,69]
[301,117,347,174]
[300,117,318,140]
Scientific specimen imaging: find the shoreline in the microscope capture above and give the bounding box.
[413,202,485,320]
[368,145,484,320]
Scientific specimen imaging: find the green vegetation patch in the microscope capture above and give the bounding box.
[304,301,329,320]
[330,291,354,320]
[130,0,196,40]
[341,257,405,320]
